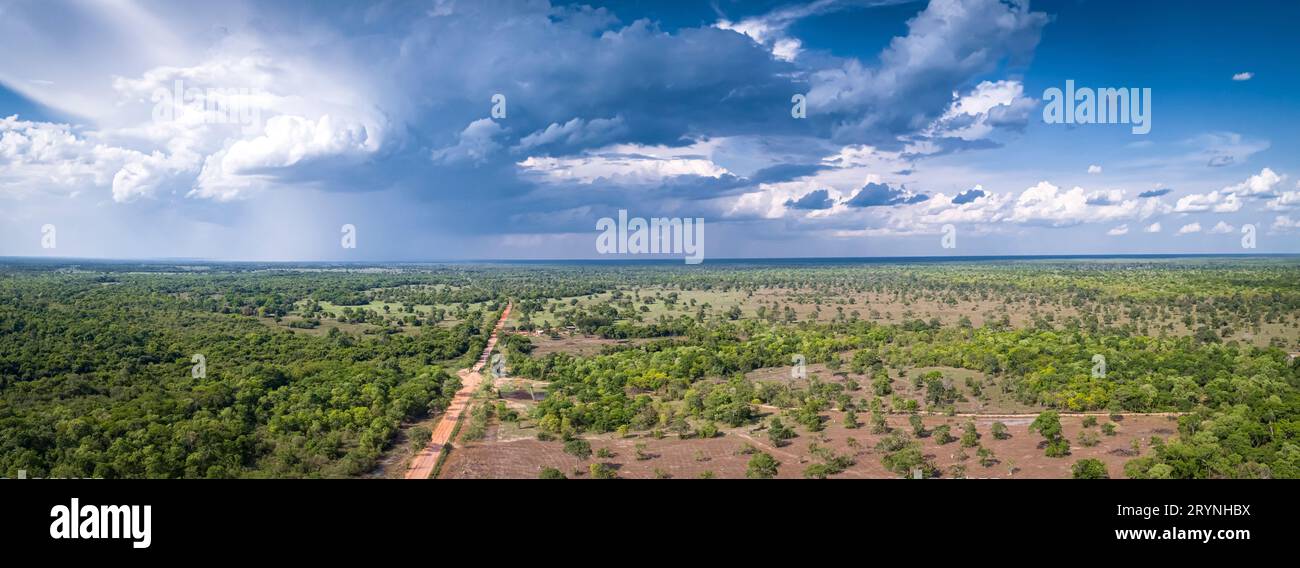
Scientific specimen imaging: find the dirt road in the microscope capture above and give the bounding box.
[404,303,512,479]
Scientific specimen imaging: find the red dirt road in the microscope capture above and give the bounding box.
[404,303,512,479]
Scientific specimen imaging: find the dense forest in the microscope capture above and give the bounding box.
[0,269,490,477]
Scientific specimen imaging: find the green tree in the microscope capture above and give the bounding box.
[767,417,796,447]
[870,410,889,434]
[563,438,592,460]
[1071,458,1109,479]
[991,421,1010,440]
[909,414,926,437]
[933,424,954,445]
[960,421,979,448]
[589,462,617,479]
[1030,411,1070,457]
[746,452,781,479]
[408,426,432,452]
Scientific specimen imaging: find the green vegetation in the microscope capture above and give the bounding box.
[1031,411,1071,457]
[1072,458,1109,479]
[991,421,1010,440]
[408,426,432,452]
[746,452,780,479]
[3,257,1299,478]
[0,266,491,477]
[563,438,592,460]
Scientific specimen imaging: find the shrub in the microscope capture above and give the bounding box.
[408,426,432,452]
[933,424,954,445]
[746,452,781,479]
[1071,458,1109,479]
[589,462,617,479]
[563,438,592,460]
[991,421,1010,440]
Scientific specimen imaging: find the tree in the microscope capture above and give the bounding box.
[1030,411,1070,457]
[843,408,859,429]
[746,452,781,479]
[563,438,592,460]
[1071,458,1109,479]
[872,372,892,396]
[408,426,432,452]
[538,467,566,479]
[589,462,617,479]
[933,424,954,445]
[991,421,1010,440]
[767,417,796,447]
[881,444,936,478]
[804,463,833,479]
[960,421,979,448]
[909,414,926,437]
[1078,430,1100,447]
[695,421,719,439]
[870,410,889,434]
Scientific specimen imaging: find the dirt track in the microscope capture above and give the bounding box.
[404,303,512,479]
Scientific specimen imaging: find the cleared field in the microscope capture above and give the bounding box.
[440,412,1173,479]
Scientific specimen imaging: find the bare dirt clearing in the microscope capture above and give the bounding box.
[440,411,1173,479]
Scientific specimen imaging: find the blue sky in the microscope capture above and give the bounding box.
[1,0,1298,260]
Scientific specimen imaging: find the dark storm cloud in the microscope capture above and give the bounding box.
[785,188,835,210]
[843,182,928,207]
[951,188,985,204]
[807,0,1048,146]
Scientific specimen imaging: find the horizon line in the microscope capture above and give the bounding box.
[4,252,1300,265]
